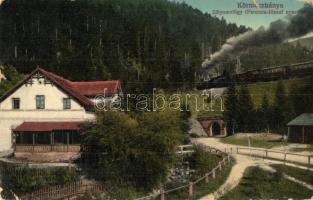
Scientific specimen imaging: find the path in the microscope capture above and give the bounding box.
[283,174,313,190]
[194,138,313,165]
[0,187,3,200]
[192,138,313,200]
[0,187,19,200]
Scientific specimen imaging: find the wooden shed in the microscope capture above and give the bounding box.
[287,113,313,143]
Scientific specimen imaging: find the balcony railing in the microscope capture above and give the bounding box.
[14,144,81,152]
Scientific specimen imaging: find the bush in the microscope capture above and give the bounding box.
[187,146,222,179]
[0,163,78,195]
[189,133,200,138]
[82,110,183,190]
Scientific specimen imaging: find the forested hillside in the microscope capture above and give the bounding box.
[0,0,247,90]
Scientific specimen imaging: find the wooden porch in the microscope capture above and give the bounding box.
[13,121,84,153]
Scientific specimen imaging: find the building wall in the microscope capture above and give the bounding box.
[0,77,95,151]
[288,126,313,144]
[288,126,302,143]
[0,77,83,110]
[0,69,6,83]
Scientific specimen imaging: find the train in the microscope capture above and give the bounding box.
[196,60,313,90]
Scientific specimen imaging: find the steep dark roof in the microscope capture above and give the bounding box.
[0,68,121,110]
[287,113,313,126]
[70,81,121,96]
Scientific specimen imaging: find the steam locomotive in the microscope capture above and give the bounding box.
[197,60,313,89]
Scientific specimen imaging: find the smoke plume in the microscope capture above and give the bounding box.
[207,4,313,66]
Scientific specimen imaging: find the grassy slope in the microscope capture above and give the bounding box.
[220,136,284,149]
[271,164,313,185]
[290,146,313,152]
[221,166,313,200]
[245,77,311,108]
[174,77,311,118]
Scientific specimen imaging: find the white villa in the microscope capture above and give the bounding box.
[0,69,6,82]
[0,67,122,160]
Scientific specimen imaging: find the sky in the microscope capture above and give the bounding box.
[172,0,307,29]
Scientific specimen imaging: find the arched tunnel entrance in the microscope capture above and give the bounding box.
[197,117,227,137]
[212,122,221,136]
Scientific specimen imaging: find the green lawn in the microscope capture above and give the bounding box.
[290,146,313,152]
[221,166,313,200]
[271,164,313,185]
[220,136,284,149]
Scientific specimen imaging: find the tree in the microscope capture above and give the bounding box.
[0,65,24,96]
[82,110,183,190]
[223,83,239,135]
[258,94,271,133]
[237,85,255,132]
[272,81,290,133]
[290,77,313,116]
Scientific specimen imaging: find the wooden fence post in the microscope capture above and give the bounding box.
[237,147,239,154]
[212,169,216,179]
[188,182,193,197]
[205,173,209,183]
[284,153,287,163]
[160,188,165,200]
[265,150,268,158]
[219,162,222,171]
[228,155,231,163]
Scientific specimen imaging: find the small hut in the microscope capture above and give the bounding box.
[287,113,313,143]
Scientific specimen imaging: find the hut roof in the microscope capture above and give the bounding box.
[287,113,313,126]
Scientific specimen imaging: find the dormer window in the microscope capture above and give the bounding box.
[12,98,20,110]
[63,98,71,110]
[36,95,45,109]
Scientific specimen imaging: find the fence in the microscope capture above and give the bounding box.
[19,180,106,200]
[0,161,76,176]
[176,145,195,155]
[227,147,313,166]
[135,146,231,200]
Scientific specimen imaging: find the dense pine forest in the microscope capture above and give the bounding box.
[0,0,247,89]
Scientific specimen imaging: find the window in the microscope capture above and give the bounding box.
[12,98,20,110]
[63,98,71,110]
[36,95,45,109]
